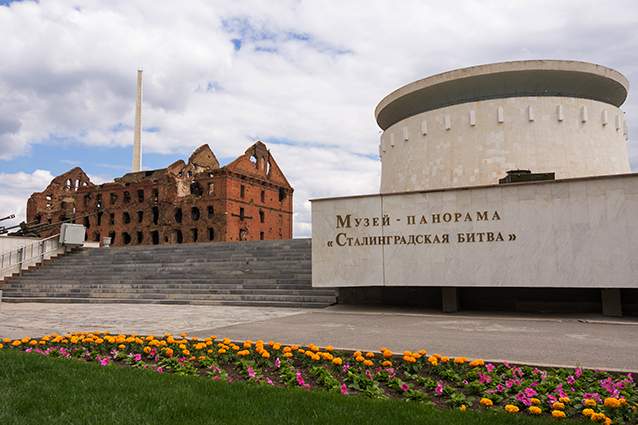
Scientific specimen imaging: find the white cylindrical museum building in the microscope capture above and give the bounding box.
[375,60,630,193]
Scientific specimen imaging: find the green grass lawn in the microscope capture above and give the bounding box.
[0,350,587,425]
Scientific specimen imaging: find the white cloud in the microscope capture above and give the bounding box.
[0,169,54,230]
[0,0,637,237]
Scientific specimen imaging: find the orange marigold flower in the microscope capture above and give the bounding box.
[504,404,519,413]
[261,351,270,359]
[530,398,541,406]
[551,410,566,419]
[332,357,342,366]
[528,406,542,415]
[382,350,393,359]
[365,352,375,358]
[480,398,493,407]
[559,396,570,404]
[382,360,392,367]
[552,401,565,410]
[283,352,293,358]
[604,397,621,408]
[583,398,597,407]
[582,408,594,417]
[469,359,484,367]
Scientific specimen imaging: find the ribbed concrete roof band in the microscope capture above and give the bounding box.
[375,60,631,193]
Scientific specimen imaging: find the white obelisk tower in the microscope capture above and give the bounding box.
[132,69,143,172]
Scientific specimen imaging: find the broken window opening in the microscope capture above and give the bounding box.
[191,207,200,221]
[110,193,118,205]
[152,206,159,225]
[190,181,203,196]
[136,231,143,244]
[191,228,198,242]
[152,188,159,203]
[279,188,287,202]
[250,154,257,165]
[260,232,264,240]
[207,205,214,218]
[260,190,265,203]
[137,189,144,202]
[83,194,91,207]
[174,208,183,223]
[175,229,183,244]
[239,207,245,220]
[123,191,131,203]
[65,179,72,190]
[208,182,215,195]
[208,228,215,241]
[109,213,115,225]
[108,231,116,244]
[151,231,160,245]
[93,232,101,242]
[137,211,143,223]
[96,194,103,209]
[34,214,42,224]
[259,210,265,223]
[122,232,132,245]
[83,216,90,228]
[97,212,103,226]
[240,185,245,198]
[123,212,131,224]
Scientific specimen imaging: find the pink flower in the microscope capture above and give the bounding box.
[435,381,444,396]
[566,375,575,385]
[523,387,537,398]
[98,357,110,366]
[340,383,348,395]
[274,358,281,369]
[133,354,142,362]
[401,383,410,392]
[296,371,305,387]
[25,348,32,353]
[247,366,256,379]
[516,392,531,406]
[156,367,164,374]
[265,377,273,386]
[342,363,350,373]
[479,373,492,384]
[575,368,583,379]
[485,363,495,373]
[496,384,505,393]
[365,370,373,380]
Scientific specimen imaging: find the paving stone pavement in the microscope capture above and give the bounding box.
[1,302,637,372]
[0,302,307,339]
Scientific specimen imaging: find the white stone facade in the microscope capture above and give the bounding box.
[312,174,638,289]
[380,97,630,192]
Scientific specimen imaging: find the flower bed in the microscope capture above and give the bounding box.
[1,333,636,424]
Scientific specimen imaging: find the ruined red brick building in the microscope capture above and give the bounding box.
[25,141,293,245]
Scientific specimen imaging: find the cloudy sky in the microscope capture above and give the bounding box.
[1,0,637,236]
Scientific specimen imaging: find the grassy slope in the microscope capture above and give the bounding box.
[0,350,586,425]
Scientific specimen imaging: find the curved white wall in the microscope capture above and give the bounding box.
[379,97,630,193]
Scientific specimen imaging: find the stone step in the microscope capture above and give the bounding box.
[0,297,327,308]
[2,291,335,302]
[0,238,334,308]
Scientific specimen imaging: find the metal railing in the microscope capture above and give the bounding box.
[0,234,61,278]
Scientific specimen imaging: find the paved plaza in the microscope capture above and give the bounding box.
[1,302,636,372]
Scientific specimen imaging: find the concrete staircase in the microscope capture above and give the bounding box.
[0,239,336,308]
